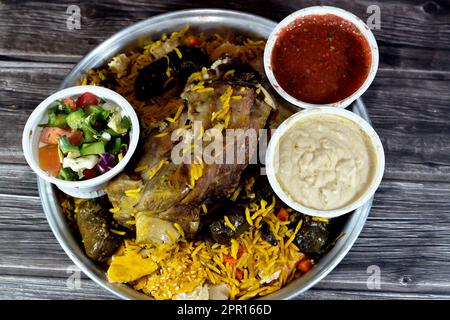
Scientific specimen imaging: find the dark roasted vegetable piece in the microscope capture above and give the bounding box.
[168,46,210,82]
[224,63,262,84]
[209,207,249,244]
[208,57,262,84]
[260,221,278,246]
[294,217,329,257]
[135,46,209,100]
[135,56,173,100]
[76,200,121,262]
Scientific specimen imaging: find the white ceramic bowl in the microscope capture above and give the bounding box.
[22,85,140,199]
[265,107,385,218]
[264,6,379,109]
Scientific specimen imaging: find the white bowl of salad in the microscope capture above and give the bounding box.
[22,85,140,199]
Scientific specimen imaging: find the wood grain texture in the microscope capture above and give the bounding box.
[2,276,450,300]
[0,0,450,71]
[0,62,72,164]
[0,0,450,300]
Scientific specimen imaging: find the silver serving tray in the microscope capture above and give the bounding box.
[39,9,373,300]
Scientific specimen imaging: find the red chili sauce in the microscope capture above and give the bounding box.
[271,14,372,104]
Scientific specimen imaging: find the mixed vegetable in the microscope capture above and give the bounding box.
[38,92,131,181]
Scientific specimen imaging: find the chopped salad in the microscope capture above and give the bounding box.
[38,92,131,181]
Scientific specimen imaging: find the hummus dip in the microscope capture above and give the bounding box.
[276,114,376,211]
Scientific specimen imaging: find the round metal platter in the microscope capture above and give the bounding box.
[39,9,374,300]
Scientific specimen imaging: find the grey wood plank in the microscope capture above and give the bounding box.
[0,179,449,299]
[0,0,449,72]
[316,180,450,295]
[2,274,450,300]
[0,275,115,300]
[0,163,38,197]
[299,289,450,300]
[0,62,72,164]
[365,69,450,182]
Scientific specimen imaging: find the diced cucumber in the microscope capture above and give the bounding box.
[80,141,105,156]
[48,113,68,128]
[57,135,79,155]
[57,101,73,114]
[121,116,131,132]
[57,145,64,163]
[84,105,110,121]
[80,118,99,143]
[109,137,121,155]
[66,109,86,130]
[58,168,77,181]
[82,127,96,143]
[38,107,68,129]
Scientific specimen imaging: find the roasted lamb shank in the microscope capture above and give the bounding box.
[105,55,275,243]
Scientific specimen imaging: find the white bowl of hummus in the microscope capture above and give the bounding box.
[265,107,385,218]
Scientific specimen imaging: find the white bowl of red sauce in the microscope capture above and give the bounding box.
[22,86,140,199]
[264,6,379,109]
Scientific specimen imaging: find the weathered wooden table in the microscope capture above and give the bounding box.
[0,0,449,300]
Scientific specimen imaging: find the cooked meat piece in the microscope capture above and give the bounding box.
[105,174,143,208]
[135,162,191,213]
[105,61,274,241]
[158,203,201,236]
[182,85,227,128]
[104,173,143,228]
[104,133,182,229]
[135,212,180,245]
[76,200,121,262]
[136,129,175,170]
[163,83,271,236]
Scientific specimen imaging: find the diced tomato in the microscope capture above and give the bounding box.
[83,168,98,180]
[277,208,289,221]
[40,127,83,145]
[187,35,201,47]
[67,130,83,145]
[62,98,77,111]
[76,92,99,108]
[40,127,71,144]
[297,258,313,273]
[235,269,244,281]
[39,144,61,177]
[223,254,237,267]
